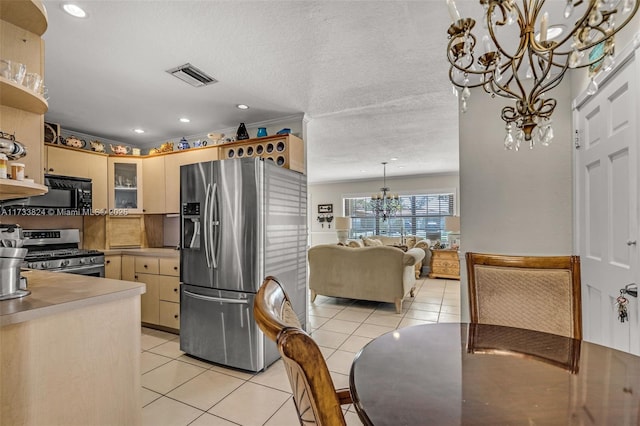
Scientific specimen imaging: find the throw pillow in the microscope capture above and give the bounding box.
[347,240,364,248]
[405,236,417,248]
[363,237,383,247]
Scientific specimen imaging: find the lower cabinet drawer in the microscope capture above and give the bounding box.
[158,275,180,303]
[159,301,180,329]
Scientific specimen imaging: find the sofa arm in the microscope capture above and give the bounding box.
[414,239,431,250]
[403,248,425,266]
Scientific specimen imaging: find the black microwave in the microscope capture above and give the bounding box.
[1,174,92,214]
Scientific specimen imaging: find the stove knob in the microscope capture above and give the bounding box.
[79,258,86,265]
[42,261,50,269]
[89,257,96,264]
[60,260,70,267]
[27,263,35,269]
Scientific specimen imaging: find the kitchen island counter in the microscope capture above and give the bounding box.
[0,268,145,326]
[1,270,144,425]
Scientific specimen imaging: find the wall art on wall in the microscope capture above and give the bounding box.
[318,204,333,214]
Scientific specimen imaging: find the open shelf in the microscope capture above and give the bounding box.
[0,179,47,200]
[0,77,48,114]
[0,0,48,36]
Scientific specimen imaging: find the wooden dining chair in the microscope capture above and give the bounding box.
[465,252,582,339]
[254,276,353,426]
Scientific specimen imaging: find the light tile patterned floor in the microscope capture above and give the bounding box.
[141,277,461,426]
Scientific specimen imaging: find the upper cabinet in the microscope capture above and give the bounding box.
[108,157,143,213]
[45,144,108,211]
[0,0,48,200]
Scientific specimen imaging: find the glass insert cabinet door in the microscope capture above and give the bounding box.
[108,157,143,213]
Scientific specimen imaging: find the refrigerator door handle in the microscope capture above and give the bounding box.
[203,183,212,268]
[210,182,219,268]
[183,290,249,304]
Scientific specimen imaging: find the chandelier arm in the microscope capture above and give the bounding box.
[572,4,640,52]
[547,0,598,48]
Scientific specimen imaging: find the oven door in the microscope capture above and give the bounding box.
[47,264,105,277]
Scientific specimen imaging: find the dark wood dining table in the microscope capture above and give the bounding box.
[349,323,640,426]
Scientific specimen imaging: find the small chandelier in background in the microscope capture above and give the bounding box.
[370,162,400,222]
[446,0,639,150]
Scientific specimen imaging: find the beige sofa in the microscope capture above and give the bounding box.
[347,235,432,278]
[308,244,425,313]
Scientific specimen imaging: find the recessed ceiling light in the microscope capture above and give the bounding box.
[179,118,190,123]
[390,157,398,161]
[236,104,249,110]
[62,4,87,18]
[133,129,145,134]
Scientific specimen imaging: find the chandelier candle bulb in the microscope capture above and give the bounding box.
[447,0,461,22]
[540,12,549,43]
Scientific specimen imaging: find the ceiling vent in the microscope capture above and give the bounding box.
[166,63,218,87]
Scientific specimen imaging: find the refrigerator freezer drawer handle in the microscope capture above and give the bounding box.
[183,290,249,304]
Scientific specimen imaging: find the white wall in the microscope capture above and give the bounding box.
[459,81,574,321]
[308,173,460,246]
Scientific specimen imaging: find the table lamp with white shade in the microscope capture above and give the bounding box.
[445,216,460,248]
[335,217,352,244]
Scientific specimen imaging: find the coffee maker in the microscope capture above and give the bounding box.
[0,224,29,300]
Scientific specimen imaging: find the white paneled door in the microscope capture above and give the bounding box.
[574,51,639,355]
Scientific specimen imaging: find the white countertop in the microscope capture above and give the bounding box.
[0,269,145,326]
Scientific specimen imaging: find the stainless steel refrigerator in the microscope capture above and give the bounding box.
[179,158,307,372]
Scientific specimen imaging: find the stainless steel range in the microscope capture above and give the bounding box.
[22,229,105,277]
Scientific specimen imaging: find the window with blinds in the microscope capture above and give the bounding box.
[344,193,455,240]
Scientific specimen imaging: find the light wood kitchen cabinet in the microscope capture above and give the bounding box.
[142,155,166,213]
[104,255,121,279]
[45,144,108,210]
[137,272,159,324]
[108,157,143,213]
[429,249,460,280]
[128,255,180,330]
[121,255,135,281]
[164,147,219,213]
[0,0,48,197]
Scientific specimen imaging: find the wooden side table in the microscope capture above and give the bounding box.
[429,249,460,279]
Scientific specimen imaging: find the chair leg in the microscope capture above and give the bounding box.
[310,289,317,302]
[410,286,416,297]
[395,298,402,314]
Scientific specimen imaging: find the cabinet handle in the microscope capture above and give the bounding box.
[144,264,148,268]
[143,209,146,212]
[174,314,179,319]
[106,260,111,264]
[174,288,178,292]
[48,168,54,172]
[173,266,178,270]
[134,275,138,279]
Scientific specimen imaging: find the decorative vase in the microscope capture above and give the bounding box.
[256,127,267,137]
[236,123,249,140]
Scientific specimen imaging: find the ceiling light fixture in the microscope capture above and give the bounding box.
[236,104,249,110]
[446,0,639,150]
[179,118,190,123]
[62,3,87,18]
[370,162,400,222]
[133,129,145,134]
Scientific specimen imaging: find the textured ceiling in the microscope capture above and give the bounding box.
[41,1,459,183]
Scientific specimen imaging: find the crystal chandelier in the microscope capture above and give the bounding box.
[370,162,400,222]
[446,0,638,150]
